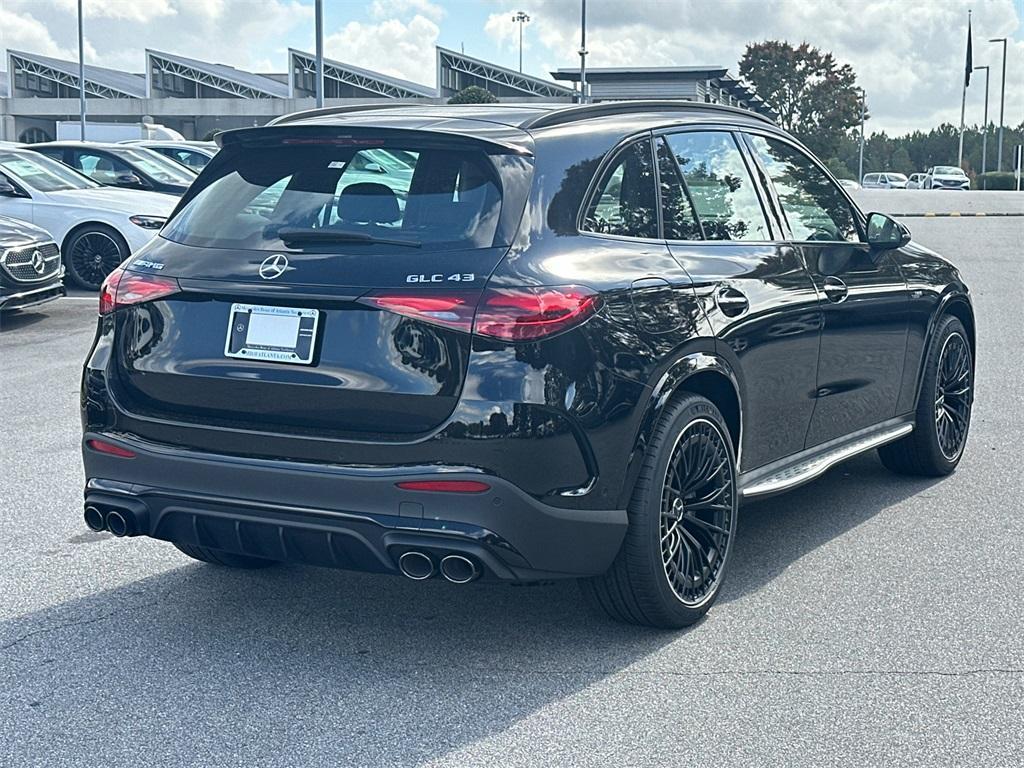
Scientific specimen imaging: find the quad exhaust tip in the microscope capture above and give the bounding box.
[398,551,435,581]
[440,554,480,584]
[83,505,105,532]
[105,510,130,537]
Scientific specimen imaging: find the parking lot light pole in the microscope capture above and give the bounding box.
[578,0,588,104]
[975,65,990,184]
[989,37,1007,171]
[513,11,530,72]
[315,0,324,109]
[858,89,866,183]
[78,0,85,140]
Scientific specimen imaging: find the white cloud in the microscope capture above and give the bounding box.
[371,0,445,22]
[324,14,440,85]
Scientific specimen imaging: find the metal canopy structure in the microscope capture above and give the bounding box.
[6,50,145,99]
[146,50,288,99]
[437,47,574,99]
[551,65,776,119]
[289,49,435,99]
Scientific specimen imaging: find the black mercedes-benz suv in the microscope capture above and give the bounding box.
[0,214,64,312]
[80,102,975,628]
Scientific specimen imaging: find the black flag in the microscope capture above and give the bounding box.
[965,16,973,86]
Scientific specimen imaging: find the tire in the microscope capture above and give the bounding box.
[581,394,738,629]
[878,315,973,476]
[63,224,129,291]
[173,542,278,569]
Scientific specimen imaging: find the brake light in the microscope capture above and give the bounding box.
[357,291,479,333]
[86,439,136,458]
[396,480,491,493]
[359,285,599,342]
[99,268,180,316]
[474,286,600,341]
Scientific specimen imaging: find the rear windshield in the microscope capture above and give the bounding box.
[162,143,505,251]
[114,148,197,185]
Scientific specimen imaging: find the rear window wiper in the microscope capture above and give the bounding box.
[275,226,421,248]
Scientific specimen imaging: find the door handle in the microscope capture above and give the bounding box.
[823,276,849,304]
[716,286,749,317]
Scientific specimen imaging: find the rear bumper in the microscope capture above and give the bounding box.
[82,432,627,581]
[0,279,65,311]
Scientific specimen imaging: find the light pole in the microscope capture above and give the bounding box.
[975,65,990,184]
[579,0,588,104]
[315,0,324,108]
[858,88,866,184]
[78,0,86,140]
[512,11,530,73]
[989,37,1007,171]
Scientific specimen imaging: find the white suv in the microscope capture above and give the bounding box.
[924,166,970,190]
[862,172,908,189]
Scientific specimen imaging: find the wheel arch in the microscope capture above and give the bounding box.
[617,352,743,509]
[60,220,129,256]
[914,291,976,408]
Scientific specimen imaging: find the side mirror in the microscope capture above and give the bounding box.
[364,162,388,174]
[114,172,144,188]
[866,211,911,250]
[0,180,19,196]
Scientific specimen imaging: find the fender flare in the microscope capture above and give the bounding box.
[616,350,744,509]
[913,289,975,408]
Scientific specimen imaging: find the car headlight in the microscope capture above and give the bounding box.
[129,215,167,230]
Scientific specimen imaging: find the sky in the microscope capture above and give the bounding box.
[0,0,1021,136]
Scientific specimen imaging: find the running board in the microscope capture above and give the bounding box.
[739,420,914,498]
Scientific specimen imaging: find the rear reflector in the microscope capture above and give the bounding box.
[396,480,491,494]
[360,285,599,342]
[99,268,180,316]
[86,439,136,458]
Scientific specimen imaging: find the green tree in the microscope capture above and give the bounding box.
[447,86,499,105]
[740,40,862,160]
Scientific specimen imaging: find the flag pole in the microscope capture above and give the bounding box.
[957,9,972,168]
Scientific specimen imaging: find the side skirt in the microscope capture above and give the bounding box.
[739,417,914,499]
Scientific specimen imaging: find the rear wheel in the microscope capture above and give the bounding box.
[173,542,278,569]
[64,225,128,290]
[878,315,973,476]
[582,394,738,629]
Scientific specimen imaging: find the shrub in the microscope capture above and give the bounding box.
[447,86,499,105]
[975,172,1018,190]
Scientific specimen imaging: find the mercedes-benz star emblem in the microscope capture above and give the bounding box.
[258,253,289,280]
[30,249,46,275]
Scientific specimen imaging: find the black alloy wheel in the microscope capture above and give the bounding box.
[934,331,972,461]
[65,226,128,290]
[582,393,738,629]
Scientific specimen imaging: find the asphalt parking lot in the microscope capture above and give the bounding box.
[2,200,1023,766]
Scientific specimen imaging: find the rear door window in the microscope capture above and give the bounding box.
[581,138,658,239]
[663,131,770,241]
[162,143,505,251]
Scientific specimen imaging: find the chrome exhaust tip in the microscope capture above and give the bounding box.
[83,505,106,533]
[398,551,435,581]
[105,509,130,537]
[440,554,479,584]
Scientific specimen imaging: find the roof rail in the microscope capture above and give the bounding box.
[521,100,776,131]
[266,103,416,127]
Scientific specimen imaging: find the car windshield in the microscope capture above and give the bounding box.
[113,148,197,185]
[0,150,100,192]
[162,142,506,251]
[934,166,965,175]
[887,173,908,181]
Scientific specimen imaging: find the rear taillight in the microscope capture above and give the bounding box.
[359,285,599,342]
[99,268,180,316]
[474,286,600,342]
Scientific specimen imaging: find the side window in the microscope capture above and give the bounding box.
[72,151,132,185]
[655,137,702,240]
[582,138,658,239]
[748,135,859,243]
[663,131,770,241]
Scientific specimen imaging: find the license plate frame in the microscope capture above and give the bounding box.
[223,303,319,365]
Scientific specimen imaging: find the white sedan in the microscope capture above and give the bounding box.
[0,147,177,289]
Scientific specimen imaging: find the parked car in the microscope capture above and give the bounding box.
[924,166,970,190]
[862,172,908,189]
[0,214,64,311]
[25,142,197,196]
[80,102,975,629]
[838,178,861,190]
[906,173,928,189]
[0,148,177,289]
[121,141,218,171]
